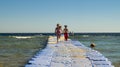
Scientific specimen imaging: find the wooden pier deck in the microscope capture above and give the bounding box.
[25,36,114,67]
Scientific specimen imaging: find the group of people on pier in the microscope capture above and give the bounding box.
[55,24,69,43]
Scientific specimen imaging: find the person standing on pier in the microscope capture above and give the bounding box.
[55,24,62,43]
[63,25,69,41]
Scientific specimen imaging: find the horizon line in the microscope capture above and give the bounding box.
[0,32,120,33]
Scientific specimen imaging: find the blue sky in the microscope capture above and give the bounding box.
[0,0,120,33]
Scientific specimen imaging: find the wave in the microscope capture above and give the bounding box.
[82,35,89,37]
[12,36,32,39]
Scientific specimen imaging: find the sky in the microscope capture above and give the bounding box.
[0,0,120,33]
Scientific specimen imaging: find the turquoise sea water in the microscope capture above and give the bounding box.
[0,33,120,67]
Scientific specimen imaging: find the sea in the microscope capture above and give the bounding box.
[0,33,120,67]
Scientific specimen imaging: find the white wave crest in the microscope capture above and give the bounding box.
[13,36,32,39]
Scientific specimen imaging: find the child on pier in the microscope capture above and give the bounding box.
[63,25,69,41]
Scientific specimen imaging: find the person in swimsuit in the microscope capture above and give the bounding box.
[55,24,62,43]
[59,25,62,38]
[63,25,69,41]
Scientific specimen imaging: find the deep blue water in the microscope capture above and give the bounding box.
[0,33,120,36]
